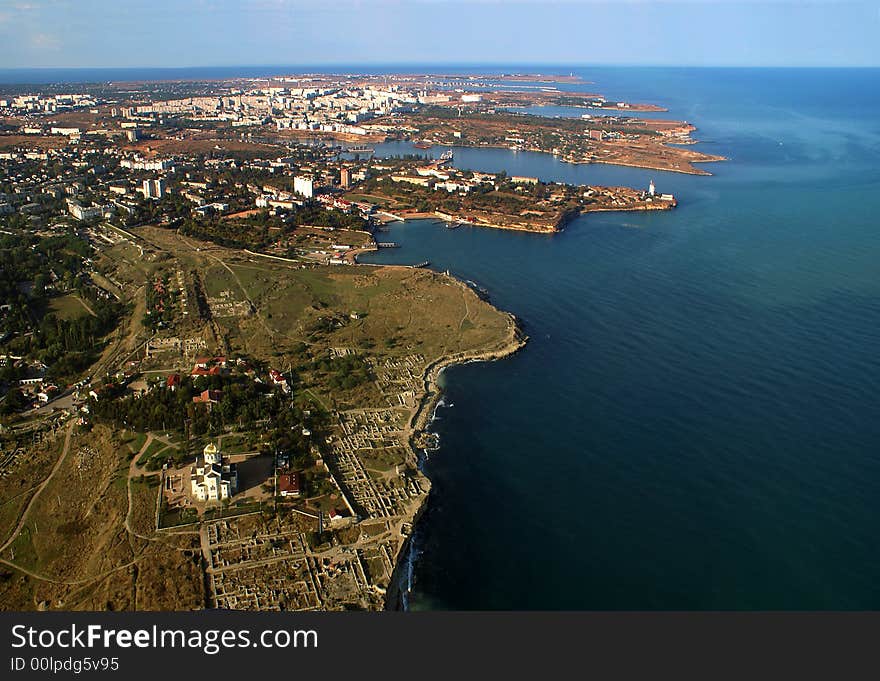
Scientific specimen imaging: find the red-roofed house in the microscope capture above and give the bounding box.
[191,356,228,378]
[192,389,222,410]
[278,471,302,497]
[268,369,290,394]
[190,365,222,377]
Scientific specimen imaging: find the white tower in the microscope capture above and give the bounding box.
[648,179,656,197]
[202,442,221,465]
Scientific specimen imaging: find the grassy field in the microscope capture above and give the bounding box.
[136,439,167,468]
[211,262,507,398]
[47,294,95,321]
[127,225,517,416]
[124,432,148,456]
[1,426,134,578]
[0,425,204,611]
[0,224,516,611]
[0,434,67,550]
[131,225,510,370]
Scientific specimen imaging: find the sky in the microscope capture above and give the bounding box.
[0,0,878,69]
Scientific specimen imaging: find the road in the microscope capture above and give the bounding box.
[29,388,77,416]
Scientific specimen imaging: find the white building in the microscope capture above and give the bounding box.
[66,199,114,221]
[121,158,172,171]
[142,178,166,199]
[190,442,238,502]
[293,176,314,198]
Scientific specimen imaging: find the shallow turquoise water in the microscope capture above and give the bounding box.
[362,67,880,609]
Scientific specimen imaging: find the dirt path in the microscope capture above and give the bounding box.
[73,295,97,317]
[457,287,472,334]
[0,420,75,556]
[89,284,147,381]
[125,434,154,541]
[0,556,138,586]
[125,433,176,543]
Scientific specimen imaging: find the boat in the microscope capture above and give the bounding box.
[413,140,433,149]
[347,145,374,154]
[439,149,454,161]
[464,279,491,301]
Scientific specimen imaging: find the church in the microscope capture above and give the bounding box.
[190,442,238,502]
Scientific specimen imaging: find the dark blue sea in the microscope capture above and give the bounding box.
[359,67,880,609]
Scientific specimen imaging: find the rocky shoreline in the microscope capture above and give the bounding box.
[383,277,528,610]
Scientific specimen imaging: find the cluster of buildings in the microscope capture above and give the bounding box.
[0,355,58,408]
[0,93,99,114]
[0,142,177,227]
[1,125,378,232]
[389,164,528,195]
[268,369,291,394]
[0,77,465,232]
[645,179,676,203]
[125,82,426,135]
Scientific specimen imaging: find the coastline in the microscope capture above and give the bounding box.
[590,155,727,175]
[385,277,528,610]
[400,210,559,234]
[384,203,676,237]
[407,139,724,176]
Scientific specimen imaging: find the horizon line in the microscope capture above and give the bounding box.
[2,63,879,73]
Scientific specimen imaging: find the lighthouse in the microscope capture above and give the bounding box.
[648,179,656,197]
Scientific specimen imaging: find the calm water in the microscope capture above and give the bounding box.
[362,67,880,609]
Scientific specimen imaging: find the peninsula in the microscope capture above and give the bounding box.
[0,221,524,610]
[0,70,706,611]
[347,159,676,234]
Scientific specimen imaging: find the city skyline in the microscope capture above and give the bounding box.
[1,1,878,70]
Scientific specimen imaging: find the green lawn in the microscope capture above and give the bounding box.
[47,294,94,321]
[137,439,167,467]
[125,432,148,457]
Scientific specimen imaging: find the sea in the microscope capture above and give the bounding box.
[5,65,878,609]
[361,67,880,609]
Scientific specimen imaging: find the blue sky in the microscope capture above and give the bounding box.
[0,1,878,69]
